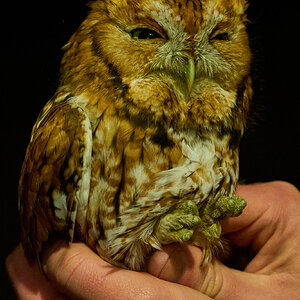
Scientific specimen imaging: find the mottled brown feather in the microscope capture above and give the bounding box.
[19,101,91,264]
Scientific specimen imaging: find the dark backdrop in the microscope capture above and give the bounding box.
[2,1,299,298]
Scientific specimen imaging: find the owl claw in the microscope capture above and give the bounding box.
[218,195,247,218]
[155,200,201,244]
[169,228,194,242]
[203,194,247,220]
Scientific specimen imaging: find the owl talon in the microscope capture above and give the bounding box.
[201,194,247,220]
[198,221,222,241]
[168,228,194,243]
[214,195,247,218]
[155,200,201,244]
[200,247,212,266]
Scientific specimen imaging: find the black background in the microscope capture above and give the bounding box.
[2,0,299,298]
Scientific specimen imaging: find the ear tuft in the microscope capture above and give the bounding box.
[233,0,250,16]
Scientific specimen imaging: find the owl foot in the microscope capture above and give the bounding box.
[207,194,247,220]
[192,195,246,246]
[155,200,201,245]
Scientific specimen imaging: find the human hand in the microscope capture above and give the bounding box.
[148,181,300,299]
[6,241,207,300]
[6,182,300,299]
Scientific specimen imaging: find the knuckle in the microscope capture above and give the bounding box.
[271,181,299,194]
[270,181,300,205]
[263,181,300,223]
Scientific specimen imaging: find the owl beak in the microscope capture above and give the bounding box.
[185,57,195,94]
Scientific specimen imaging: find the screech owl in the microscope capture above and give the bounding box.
[19,0,252,271]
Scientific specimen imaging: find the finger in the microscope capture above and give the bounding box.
[5,244,67,300]
[148,244,205,287]
[42,240,211,300]
[148,244,275,299]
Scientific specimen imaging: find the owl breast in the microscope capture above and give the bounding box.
[79,98,238,266]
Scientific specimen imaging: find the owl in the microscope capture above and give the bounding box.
[19,0,252,271]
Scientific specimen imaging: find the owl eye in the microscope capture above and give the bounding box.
[211,32,230,41]
[130,28,164,40]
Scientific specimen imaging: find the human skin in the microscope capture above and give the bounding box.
[6,181,300,300]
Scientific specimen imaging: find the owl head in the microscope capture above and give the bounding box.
[60,0,252,133]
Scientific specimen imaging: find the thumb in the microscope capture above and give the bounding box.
[148,244,270,299]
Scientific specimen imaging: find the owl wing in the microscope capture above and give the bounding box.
[18,99,92,264]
